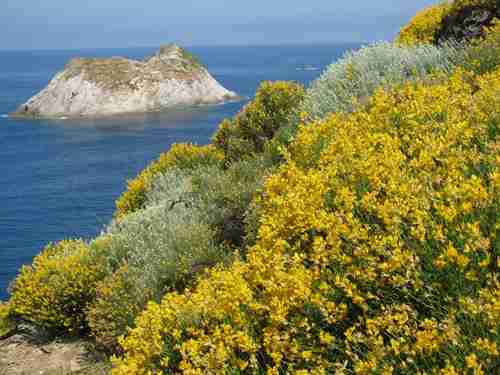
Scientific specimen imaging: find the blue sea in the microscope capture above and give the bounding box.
[0,44,357,300]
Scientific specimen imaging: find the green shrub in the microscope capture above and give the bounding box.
[141,167,194,209]
[459,22,500,74]
[87,264,148,352]
[8,240,104,333]
[212,81,305,164]
[108,171,225,294]
[301,41,465,120]
[188,156,275,249]
[115,143,223,220]
[94,153,276,351]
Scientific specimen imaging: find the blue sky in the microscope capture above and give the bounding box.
[0,0,437,50]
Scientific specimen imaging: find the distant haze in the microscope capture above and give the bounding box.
[1,0,438,50]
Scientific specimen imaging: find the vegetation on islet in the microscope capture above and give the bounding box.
[61,45,207,91]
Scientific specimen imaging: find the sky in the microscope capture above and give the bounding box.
[0,0,438,50]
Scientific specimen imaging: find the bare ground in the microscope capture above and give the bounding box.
[0,334,109,375]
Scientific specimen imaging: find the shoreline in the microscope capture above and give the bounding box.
[8,95,243,121]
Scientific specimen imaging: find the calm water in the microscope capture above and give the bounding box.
[0,44,357,299]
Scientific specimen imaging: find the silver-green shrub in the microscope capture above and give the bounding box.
[99,169,225,297]
[87,169,227,350]
[302,41,465,119]
[144,168,193,210]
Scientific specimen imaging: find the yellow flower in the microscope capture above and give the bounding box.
[113,61,500,374]
[466,354,477,367]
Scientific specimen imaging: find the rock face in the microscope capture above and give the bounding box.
[436,4,500,43]
[12,44,238,118]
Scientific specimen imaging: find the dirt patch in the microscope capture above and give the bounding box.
[0,334,109,375]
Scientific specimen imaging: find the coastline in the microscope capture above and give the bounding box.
[8,94,243,121]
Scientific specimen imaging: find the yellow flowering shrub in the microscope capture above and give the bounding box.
[113,67,500,373]
[397,3,451,45]
[8,240,105,333]
[397,0,498,45]
[212,81,305,164]
[0,302,15,338]
[114,143,223,219]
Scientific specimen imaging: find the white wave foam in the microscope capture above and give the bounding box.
[0,114,8,118]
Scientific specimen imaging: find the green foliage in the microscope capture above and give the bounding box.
[189,155,276,249]
[87,264,147,352]
[8,240,105,333]
[459,22,500,74]
[109,170,225,294]
[451,0,498,12]
[179,47,205,69]
[301,41,466,120]
[212,81,305,164]
[115,143,223,220]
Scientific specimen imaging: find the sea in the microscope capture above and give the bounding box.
[0,43,359,300]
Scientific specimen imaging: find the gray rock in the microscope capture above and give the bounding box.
[11,44,238,118]
[436,5,498,44]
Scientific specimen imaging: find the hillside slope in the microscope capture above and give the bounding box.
[1,1,499,374]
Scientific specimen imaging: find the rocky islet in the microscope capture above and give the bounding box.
[11,44,238,118]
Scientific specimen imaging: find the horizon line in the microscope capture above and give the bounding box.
[0,40,369,53]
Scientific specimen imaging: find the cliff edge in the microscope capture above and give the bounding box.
[11,44,238,118]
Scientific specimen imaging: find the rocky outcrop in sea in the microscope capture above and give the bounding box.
[12,44,238,118]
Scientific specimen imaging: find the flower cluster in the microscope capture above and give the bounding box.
[0,301,15,338]
[397,3,451,45]
[113,65,500,373]
[8,240,105,333]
